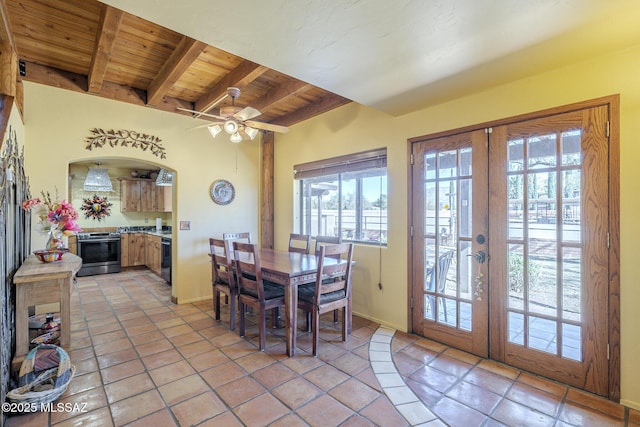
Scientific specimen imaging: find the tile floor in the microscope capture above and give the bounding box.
[4,268,639,426]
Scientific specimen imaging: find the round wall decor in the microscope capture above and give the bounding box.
[210,179,235,205]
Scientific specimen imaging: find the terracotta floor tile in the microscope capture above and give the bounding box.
[297,394,354,426]
[235,351,278,373]
[197,411,244,427]
[96,347,139,369]
[566,388,626,420]
[462,366,513,396]
[215,376,267,408]
[158,373,211,405]
[429,353,474,379]
[209,330,246,347]
[177,339,216,359]
[360,395,410,427]
[303,363,350,391]
[109,389,166,426]
[516,372,568,398]
[173,391,227,425]
[408,365,458,393]
[432,396,489,427]
[135,337,174,357]
[272,376,323,409]
[445,380,502,415]
[148,359,196,387]
[93,337,133,357]
[68,346,95,362]
[142,348,184,370]
[186,348,229,371]
[124,408,178,427]
[475,359,519,380]
[221,340,264,360]
[4,410,49,426]
[268,413,310,427]
[50,407,113,427]
[281,354,325,374]
[64,371,102,397]
[506,381,562,417]
[155,317,185,330]
[73,357,99,376]
[100,359,146,384]
[355,367,382,392]
[49,386,109,424]
[200,361,247,388]
[405,377,443,407]
[492,398,556,427]
[234,393,291,427]
[104,372,155,404]
[329,378,381,411]
[558,400,626,426]
[124,322,158,337]
[91,329,127,344]
[252,362,298,389]
[128,330,164,346]
[162,323,194,338]
[329,352,369,376]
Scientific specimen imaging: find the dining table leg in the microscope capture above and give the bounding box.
[284,282,298,356]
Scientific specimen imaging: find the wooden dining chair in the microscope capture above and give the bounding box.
[298,243,354,356]
[209,238,238,330]
[233,241,285,351]
[314,235,342,324]
[223,232,252,243]
[288,233,311,254]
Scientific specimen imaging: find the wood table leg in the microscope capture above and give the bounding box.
[284,282,298,356]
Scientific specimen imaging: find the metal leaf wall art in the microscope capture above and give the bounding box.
[85,128,166,159]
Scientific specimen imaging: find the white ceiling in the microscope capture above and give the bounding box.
[100,0,640,117]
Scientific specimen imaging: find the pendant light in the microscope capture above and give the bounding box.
[83,164,113,192]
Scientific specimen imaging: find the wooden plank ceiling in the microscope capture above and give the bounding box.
[3,0,351,128]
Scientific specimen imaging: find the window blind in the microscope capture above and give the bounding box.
[293,148,387,180]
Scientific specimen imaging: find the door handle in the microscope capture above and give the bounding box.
[467,251,487,264]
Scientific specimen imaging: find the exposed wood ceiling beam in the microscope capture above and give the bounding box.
[273,94,351,127]
[0,0,15,48]
[147,36,207,107]
[88,5,124,94]
[194,59,268,113]
[22,61,191,114]
[250,80,309,112]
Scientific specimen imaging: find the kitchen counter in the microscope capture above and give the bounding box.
[117,228,172,239]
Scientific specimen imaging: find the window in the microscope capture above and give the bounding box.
[294,148,387,244]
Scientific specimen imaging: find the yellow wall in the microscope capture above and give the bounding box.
[274,44,640,407]
[22,83,261,304]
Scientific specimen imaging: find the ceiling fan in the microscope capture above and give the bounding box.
[177,87,289,142]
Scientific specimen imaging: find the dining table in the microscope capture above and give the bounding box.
[255,248,350,356]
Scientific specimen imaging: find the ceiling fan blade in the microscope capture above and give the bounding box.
[187,122,224,131]
[177,107,227,121]
[234,106,261,121]
[245,120,289,134]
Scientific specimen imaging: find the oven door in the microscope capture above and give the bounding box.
[77,238,121,276]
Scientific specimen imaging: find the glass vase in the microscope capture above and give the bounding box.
[46,230,64,250]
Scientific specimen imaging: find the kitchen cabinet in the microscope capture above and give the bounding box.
[145,234,162,276]
[120,179,172,213]
[121,233,145,267]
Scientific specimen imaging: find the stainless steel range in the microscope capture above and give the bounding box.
[76,232,121,276]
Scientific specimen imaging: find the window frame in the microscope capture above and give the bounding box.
[294,148,387,245]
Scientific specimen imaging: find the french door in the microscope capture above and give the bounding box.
[410,102,615,397]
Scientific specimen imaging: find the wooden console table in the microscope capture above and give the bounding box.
[13,253,82,358]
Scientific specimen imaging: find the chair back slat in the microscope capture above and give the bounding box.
[223,232,252,243]
[288,233,311,254]
[315,243,354,304]
[209,238,235,289]
[233,241,263,300]
[314,235,341,258]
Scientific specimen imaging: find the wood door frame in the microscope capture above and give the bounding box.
[407,94,620,401]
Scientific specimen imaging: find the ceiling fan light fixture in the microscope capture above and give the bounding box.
[83,165,114,192]
[245,126,259,140]
[208,124,222,138]
[224,120,238,134]
[230,132,243,143]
